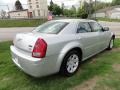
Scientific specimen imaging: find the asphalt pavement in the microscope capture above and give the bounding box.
[100,21,120,38]
[0,27,34,42]
[0,21,120,42]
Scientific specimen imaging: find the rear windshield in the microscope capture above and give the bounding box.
[33,21,68,34]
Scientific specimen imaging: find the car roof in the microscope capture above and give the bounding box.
[54,19,96,23]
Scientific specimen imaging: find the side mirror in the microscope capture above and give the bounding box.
[103,27,109,31]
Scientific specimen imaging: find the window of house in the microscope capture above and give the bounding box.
[30,6,32,9]
[36,5,39,8]
[18,13,20,16]
[36,2,39,4]
[29,3,32,4]
[38,10,40,16]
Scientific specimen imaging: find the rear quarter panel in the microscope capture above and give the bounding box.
[44,33,85,72]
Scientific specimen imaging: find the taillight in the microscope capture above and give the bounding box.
[32,38,47,58]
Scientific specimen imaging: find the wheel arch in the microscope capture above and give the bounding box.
[59,47,83,76]
[57,46,83,72]
[55,41,84,73]
[65,47,83,60]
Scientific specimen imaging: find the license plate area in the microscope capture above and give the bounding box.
[12,52,22,68]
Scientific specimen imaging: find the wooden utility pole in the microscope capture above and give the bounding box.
[95,0,97,19]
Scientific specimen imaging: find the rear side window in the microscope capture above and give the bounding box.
[89,22,103,32]
[77,22,92,33]
[33,21,68,34]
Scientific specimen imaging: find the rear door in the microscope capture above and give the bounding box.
[76,22,100,60]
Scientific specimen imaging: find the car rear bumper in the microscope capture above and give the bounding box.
[10,45,59,77]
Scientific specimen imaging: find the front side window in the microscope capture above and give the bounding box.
[33,21,68,34]
[77,22,92,33]
[89,22,103,32]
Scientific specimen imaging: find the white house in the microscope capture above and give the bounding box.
[93,5,120,19]
[110,8,120,19]
[9,0,48,19]
[9,9,29,19]
[28,0,48,18]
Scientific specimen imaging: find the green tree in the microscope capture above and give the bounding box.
[63,6,76,17]
[63,9,70,17]
[93,1,111,10]
[70,5,77,17]
[112,0,120,5]
[15,0,23,10]
[77,8,88,18]
[48,0,54,11]
[77,1,89,18]
[52,4,62,15]
[48,0,62,16]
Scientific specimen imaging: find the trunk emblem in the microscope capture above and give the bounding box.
[28,45,33,51]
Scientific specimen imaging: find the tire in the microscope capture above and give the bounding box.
[60,50,81,76]
[107,38,114,50]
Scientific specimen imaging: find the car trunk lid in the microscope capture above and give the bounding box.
[14,32,56,53]
[14,33,38,52]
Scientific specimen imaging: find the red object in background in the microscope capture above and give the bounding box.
[48,12,53,21]
[28,12,33,18]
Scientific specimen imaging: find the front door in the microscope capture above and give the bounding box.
[89,22,111,51]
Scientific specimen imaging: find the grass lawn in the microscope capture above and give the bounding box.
[0,19,47,27]
[0,39,120,90]
[98,17,120,22]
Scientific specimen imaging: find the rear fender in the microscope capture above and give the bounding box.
[56,41,83,71]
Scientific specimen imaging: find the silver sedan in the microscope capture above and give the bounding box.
[10,19,115,77]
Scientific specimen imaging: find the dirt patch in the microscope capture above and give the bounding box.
[111,48,120,52]
[71,76,99,90]
[113,64,120,72]
[90,59,97,64]
[2,77,11,81]
[93,84,113,90]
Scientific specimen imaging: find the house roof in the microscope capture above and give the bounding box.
[96,5,120,13]
[9,9,28,13]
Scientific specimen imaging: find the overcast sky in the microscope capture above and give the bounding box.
[0,0,112,11]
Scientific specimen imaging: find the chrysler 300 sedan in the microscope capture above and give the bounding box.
[10,19,115,77]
